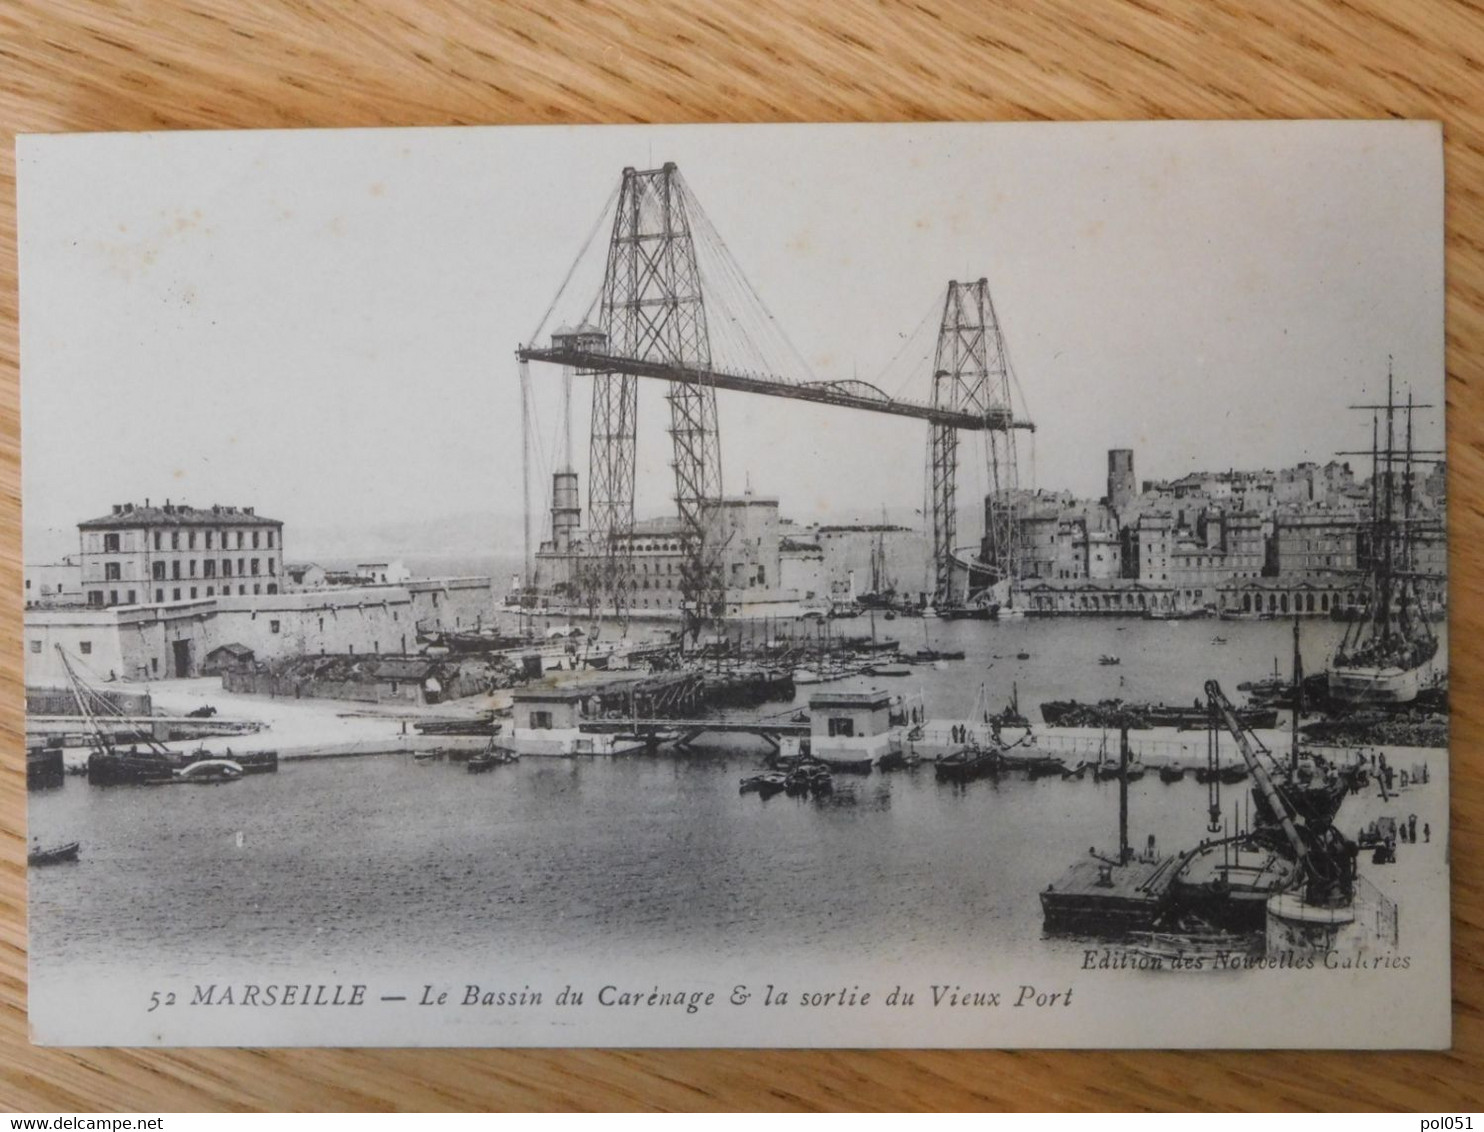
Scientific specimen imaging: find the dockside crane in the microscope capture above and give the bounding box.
[1203,679,1355,909]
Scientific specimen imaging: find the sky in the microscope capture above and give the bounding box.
[17,121,1444,564]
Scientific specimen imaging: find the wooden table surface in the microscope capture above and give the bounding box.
[1,0,1480,1112]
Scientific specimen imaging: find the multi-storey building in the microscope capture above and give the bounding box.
[77,501,284,608]
[1271,506,1360,578]
[1135,512,1175,583]
[535,492,803,616]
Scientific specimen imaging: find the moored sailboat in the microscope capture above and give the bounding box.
[1328,369,1443,705]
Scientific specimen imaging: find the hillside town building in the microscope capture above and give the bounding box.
[999,449,1446,617]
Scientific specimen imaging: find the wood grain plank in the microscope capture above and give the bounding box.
[1,0,1480,1111]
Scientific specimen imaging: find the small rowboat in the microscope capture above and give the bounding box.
[29,841,80,866]
[468,749,518,773]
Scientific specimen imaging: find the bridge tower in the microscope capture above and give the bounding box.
[929,279,1020,606]
[587,164,724,632]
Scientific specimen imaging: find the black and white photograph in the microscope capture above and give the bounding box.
[18,120,1449,1047]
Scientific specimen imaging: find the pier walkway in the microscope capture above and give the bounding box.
[579,717,809,750]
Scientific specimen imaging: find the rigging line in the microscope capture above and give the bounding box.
[680,177,816,384]
[688,210,771,374]
[526,179,622,346]
[875,297,943,400]
[694,235,780,382]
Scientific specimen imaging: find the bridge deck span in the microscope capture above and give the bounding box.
[578,718,808,746]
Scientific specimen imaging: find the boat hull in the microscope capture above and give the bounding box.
[1040,855,1177,934]
[1327,656,1439,706]
[28,841,80,866]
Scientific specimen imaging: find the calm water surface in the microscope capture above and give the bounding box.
[30,618,1432,976]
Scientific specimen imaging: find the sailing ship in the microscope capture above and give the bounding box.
[856,517,897,610]
[1329,369,1444,705]
[1255,619,1369,830]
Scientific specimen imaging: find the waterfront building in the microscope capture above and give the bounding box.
[356,560,411,585]
[1272,506,1361,578]
[533,480,897,617]
[1217,575,1364,618]
[26,500,494,685]
[23,577,493,685]
[1135,512,1175,584]
[24,557,83,608]
[1019,578,1177,616]
[994,445,1445,618]
[285,563,328,590]
[1015,501,1061,581]
[779,536,827,603]
[76,500,284,608]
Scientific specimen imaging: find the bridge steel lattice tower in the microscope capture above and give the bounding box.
[930,278,1020,606]
[586,164,724,630]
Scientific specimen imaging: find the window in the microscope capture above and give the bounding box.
[267,531,274,549]
[204,560,216,578]
[251,558,260,576]
[189,560,197,577]
[154,532,162,550]
[108,590,118,605]
[223,559,232,577]
[268,559,276,576]
[88,591,104,607]
[828,717,855,738]
[171,562,181,580]
[188,532,196,549]
[105,562,121,581]
[80,641,92,655]
[530,710,554,730]
[151,658,158,674]
[29,640,41,653]
[152,561,165,581]
[239,585,246,595]
[190,587,197,599]
[253,584,261,595]
[253,531,260,549]
[236,532,244,549]
[155,588,164,602]
[270,620,280,634]
[238,558,245,576]
[206,587,214,597]
[104,533,120,552]
[171,533,179,550]
[267,584,277,594]
[126,590,135,604]
[206,531,213,550]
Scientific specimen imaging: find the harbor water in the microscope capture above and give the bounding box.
[28,618,1447,980]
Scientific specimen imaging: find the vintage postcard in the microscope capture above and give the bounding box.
[18,121,1449,1047]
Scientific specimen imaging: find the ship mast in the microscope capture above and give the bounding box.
[1381,366,1396,652]
[1290,615,1302,773]
[1400,388,1416,641]
[56,645,171,756]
